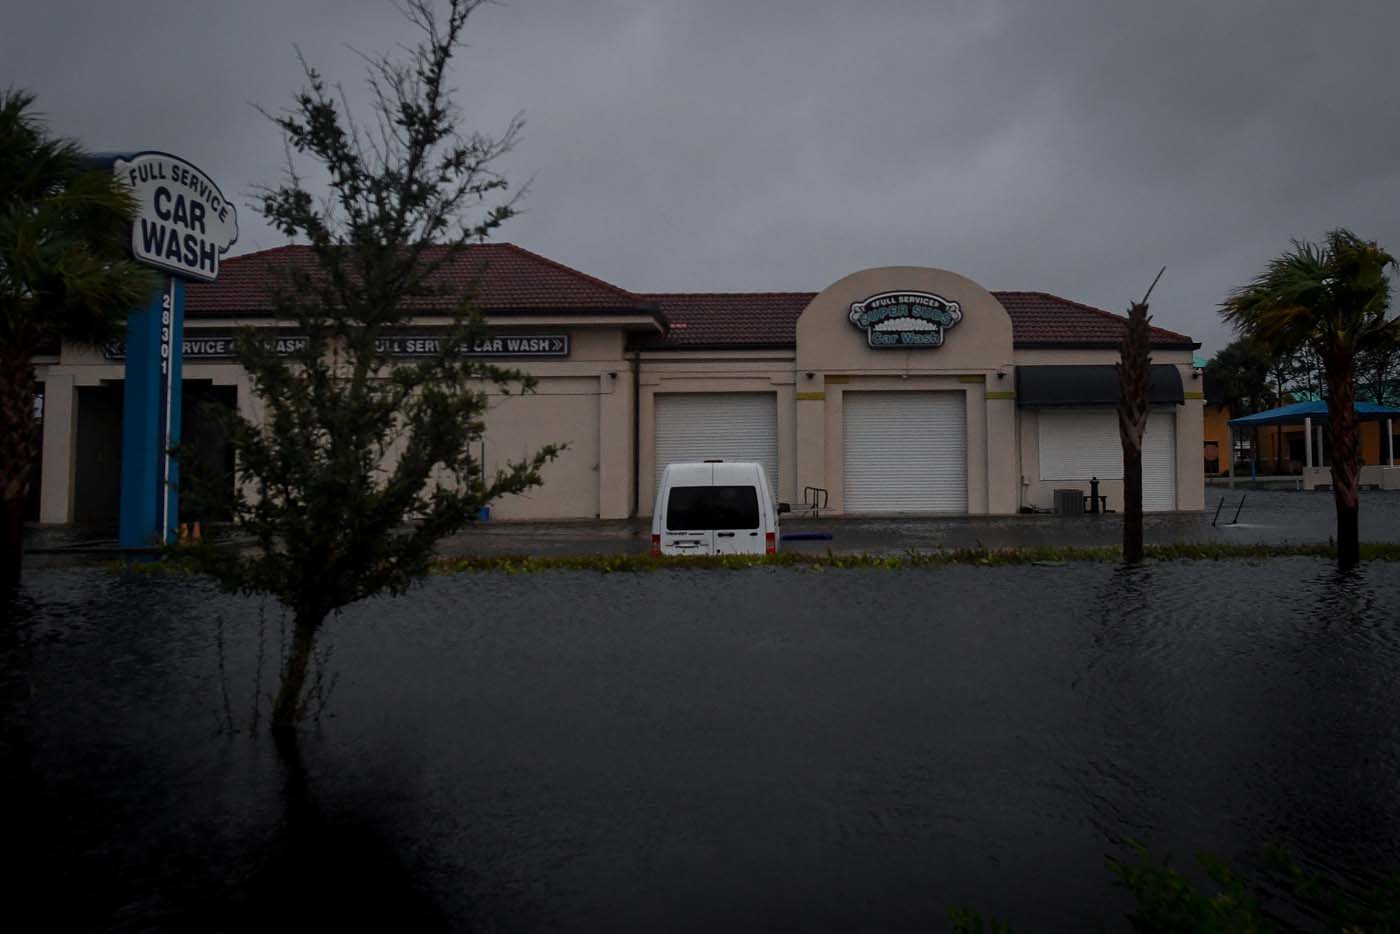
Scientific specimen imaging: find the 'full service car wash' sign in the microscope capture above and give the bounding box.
[374,333,569,357]
[848,290,962,349]
[113,152,239,282]
[103,150,239,548]
[104,332,570,360]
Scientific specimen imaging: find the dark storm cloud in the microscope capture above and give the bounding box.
[6,0,1399,353]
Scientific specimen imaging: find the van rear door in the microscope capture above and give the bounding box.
[660,464,715,554]
[710,463,765,555]
[664,483,763,555]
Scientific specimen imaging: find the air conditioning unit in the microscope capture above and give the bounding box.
[1053,489,1084,516]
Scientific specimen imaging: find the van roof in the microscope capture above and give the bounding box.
[662,462,714,486]
[712,462,763,485]
[661,461,766,486]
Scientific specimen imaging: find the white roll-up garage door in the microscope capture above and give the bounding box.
[843,391,968,513]
[1037,408,1177,511]
[654,393,778,502]
[1141,411,1176,511]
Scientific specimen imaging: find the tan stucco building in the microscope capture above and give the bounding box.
[29,244,1205,525]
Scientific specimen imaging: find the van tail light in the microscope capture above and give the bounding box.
[651,534,661,557]
[765,532,776,555]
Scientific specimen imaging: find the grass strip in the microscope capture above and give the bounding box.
[104,541,1400,577]
[431,541,1400,574]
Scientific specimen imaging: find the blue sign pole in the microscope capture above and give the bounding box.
[118,276,184,547]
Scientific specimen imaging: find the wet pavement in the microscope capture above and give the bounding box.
[23,491,1400,565]
[428,488,1400,556]
[7,559,1400,930]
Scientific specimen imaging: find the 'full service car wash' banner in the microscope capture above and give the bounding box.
[104,332,570,360]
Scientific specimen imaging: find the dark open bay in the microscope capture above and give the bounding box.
[6,559,1400,931]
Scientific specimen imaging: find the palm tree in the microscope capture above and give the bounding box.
[0,89,155,590]
[1118,298,1152,564]
[1223,229,1398,571]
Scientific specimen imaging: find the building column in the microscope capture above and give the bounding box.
[1304,416,1312,469]
[596,370,633,520]
[794,376,827,511]
[775,382,797,506]
[985,389,1018,515]
[38,372,77,524]
[964,380,989,515]
[1176,394,1206,511]
[1388,418,1394,467]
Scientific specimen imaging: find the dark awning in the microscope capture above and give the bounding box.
[1016,364,1184,406]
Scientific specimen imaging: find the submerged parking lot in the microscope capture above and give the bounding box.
[426,489,1400,557]
[23,490,1400,565]
[9,556,1400,930]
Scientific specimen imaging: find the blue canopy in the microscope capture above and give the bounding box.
[1228,399,1400,427]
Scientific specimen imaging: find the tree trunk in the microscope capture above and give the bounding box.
[0,343,38,592]
[271,610,321,754]
[1122,446,1144,564]
[1117,298,1152,566]
[1323,355,1362,571]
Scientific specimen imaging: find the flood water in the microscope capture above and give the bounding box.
[6,560,1400,931]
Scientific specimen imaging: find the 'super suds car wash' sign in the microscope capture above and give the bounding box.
[848,290,962,348]
[114,152,239,281]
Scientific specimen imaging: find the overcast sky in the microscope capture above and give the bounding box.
[6,0,1398,355]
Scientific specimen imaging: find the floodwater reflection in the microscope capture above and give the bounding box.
[7,559,1400,931]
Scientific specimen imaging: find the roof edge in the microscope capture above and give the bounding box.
[633,341,799,352]
[1014,339,1201,351]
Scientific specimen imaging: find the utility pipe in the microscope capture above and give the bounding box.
[1227,424,1235,489]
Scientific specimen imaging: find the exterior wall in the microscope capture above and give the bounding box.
[1015,350,1204,510]
[1217,417,1298,475]
[1203,404,1230,474]
[793,266,1018,515]
[36,322,636,524]
[1019,400,1202,513]
[818,375,992,514]
[636,352,797,516]
[1176,394,1205,510]
[28,268,1209,524]
[479,378,601,519]
[1206,409,1397,476]
[1361,421,1395,466]
[35,365,75,523]
[1016,356,1203,513]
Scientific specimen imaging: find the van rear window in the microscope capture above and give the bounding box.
[666,485,761,531]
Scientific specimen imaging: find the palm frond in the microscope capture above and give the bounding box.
[1222,229,1397,356]
[1,89,157,347]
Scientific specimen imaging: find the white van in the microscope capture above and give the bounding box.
[651,461,789,556]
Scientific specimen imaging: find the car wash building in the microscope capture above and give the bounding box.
[29,244,1204,525]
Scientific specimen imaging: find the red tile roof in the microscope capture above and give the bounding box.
[638,292,816,349]
[993,291,1196,348]
[185,243,650,315]
[186,245,1197,349]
